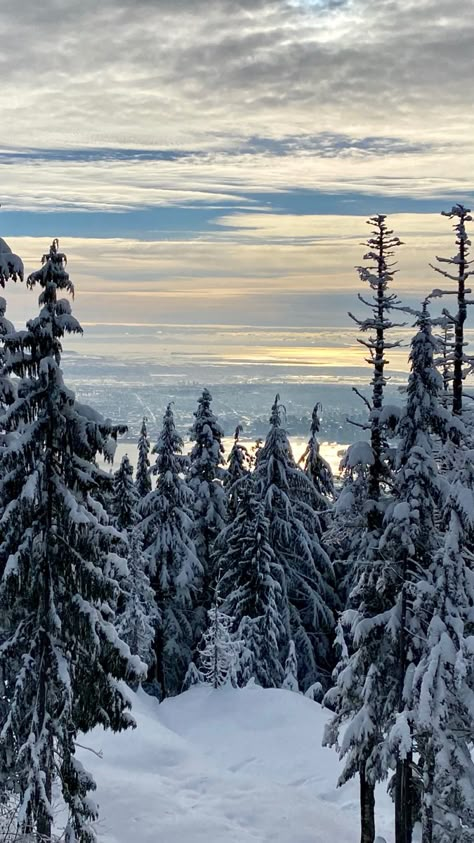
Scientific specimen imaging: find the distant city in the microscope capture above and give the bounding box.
[62,348,404,462]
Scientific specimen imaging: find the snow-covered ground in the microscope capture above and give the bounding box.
[76,684,397,843]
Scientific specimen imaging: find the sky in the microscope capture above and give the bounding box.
[1,0,473,378]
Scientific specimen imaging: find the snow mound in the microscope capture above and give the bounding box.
[77,684,394,842]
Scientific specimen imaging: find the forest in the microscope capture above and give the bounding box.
[0,206,472,843]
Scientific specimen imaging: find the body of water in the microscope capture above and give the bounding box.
[99,438,348,478]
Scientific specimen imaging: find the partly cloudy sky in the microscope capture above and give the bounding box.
[1,0,473,375]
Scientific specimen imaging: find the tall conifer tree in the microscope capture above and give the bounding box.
[254,395,336,691]
[430,205,473,421]
[140,403,201,697]
[219,479,287,688]
[112,453,139,531]
[0,240,143,842]
[225,424,251,518]
[326,304,454,843]
[188,389,227,597]
[328,216,404,841]
[117,527,158,672]
[136,416,152,498]
[299,403,334,530]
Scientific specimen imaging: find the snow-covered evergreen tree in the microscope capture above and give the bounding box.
[404,438,474,843]
[112,453,139,531]
[140,402,201,697]
[0,295,16,411]
[348,214,404,518]
[199,584,239,689]
[0,236,23,287]
[299,403,335,506]
[226,424,251,487]
[325,303,454,843]
[282,641,299,692]
[430,204,473,420]
[225,424,251,517]
[117,527,158,672]
[0,236,23,411]
[219,480,286,688]
[136,415,152,498]
[349,214,401,512]
[254,395,336,692]
[188,389,227,595]
[435,316,455,410]
[0,240,143,842]
[182,660,204,690]
[328,216,404,842]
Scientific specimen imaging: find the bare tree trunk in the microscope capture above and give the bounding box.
[395,753,412,843]
[395,585,412,843]
[421,743,434,843]
[360,761,376,843]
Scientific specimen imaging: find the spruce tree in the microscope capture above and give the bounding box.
[411,475,474,843]
[282,641,299,692]
[219,480,286,688]
[198,584,239,689]
[299,403,335,504]
[117,527,158,672]
[0,296,16,410]
[140,402,201,697]
[328,215,404,842]
[225,424,251,518]
[136,416,152,497]
[188,389,227,595]
[0,235,23,409]
[254,395,336,692]
[430,205,473,420]
[0,240,143,842]
[325,303,453,843]
[348,214,404,523]
[435,316,455,410]
[0,236,23,286]
[112,453,139,531]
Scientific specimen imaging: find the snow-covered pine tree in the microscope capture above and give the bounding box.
[182,660,204,690]
[348,214,404,525]
[410,450,474,842]
[254,395,336,692]
[0,236,23,287]
[0,236,23,410]
[225,424,251,517]
[219,479,286,688]
[140,402,201,697]
[226,424,251,487]
[0,296,16,411]
[112,453,139,531]
[282,641,299,692]
[199,582,239,689]
[117,527,158,672]
[188,388,227,597]
[430,205,473,421]
[325,302,454,843]
[326,442,372,598]
[327,216,404,842]
[435,316,455,410]
[299,402,334,529]
[136,415,152,497]
[0,239,143,842]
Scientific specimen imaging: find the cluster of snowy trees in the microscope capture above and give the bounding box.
[0,206,473,842]
[118,388,337,699]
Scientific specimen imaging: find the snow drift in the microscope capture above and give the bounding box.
[76,684,395,842]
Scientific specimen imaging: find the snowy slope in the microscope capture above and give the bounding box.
[76,684,395,843]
